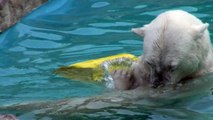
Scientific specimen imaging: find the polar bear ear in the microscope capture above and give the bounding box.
[131,24,149,37]
[192,23,209,38]
[131,27,145,37]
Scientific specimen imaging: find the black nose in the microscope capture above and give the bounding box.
[151,70,169,88]
[150,74,162,88]
[152,80,161,88]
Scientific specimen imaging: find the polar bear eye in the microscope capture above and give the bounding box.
[145,61,154,67]
[168,65,176,72]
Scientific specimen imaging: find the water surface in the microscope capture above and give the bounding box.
[0,0,213,119]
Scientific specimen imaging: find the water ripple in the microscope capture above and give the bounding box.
[140,9,167,16]
[177,6,198,12]
[134,5,147,9]
[64,44,95,52]
[119,39,142,45]
[29,30,63,41]
[140,6,200,17]
[91,2,110,8]
[0,67,38,77]
[9,46,26,52]
[23,51,43,55]
[193,13,209,18]
[16,23,64,41]
[69,27,128,36]
[62,45,123,56]
[19,39,67,49]
[89,22,136,28]
[31,58,52,64]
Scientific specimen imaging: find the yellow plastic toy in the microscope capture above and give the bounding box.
[55,53,138,82]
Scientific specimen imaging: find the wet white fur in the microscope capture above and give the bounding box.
[132,10,213,86]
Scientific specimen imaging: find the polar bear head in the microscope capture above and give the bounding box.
[132,10,211,87]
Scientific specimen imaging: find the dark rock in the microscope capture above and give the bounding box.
[0,0,47,32]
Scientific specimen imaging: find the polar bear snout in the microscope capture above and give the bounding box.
[149,67,173,88]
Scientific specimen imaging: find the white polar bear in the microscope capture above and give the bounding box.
[112,10,213,89]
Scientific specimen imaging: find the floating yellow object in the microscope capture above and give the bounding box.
[55,53,138,81]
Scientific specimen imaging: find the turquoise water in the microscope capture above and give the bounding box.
[0,0,213,119]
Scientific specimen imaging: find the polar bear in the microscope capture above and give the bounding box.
[111,10,213,90]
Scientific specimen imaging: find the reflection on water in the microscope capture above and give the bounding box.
[0,0,213,119]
